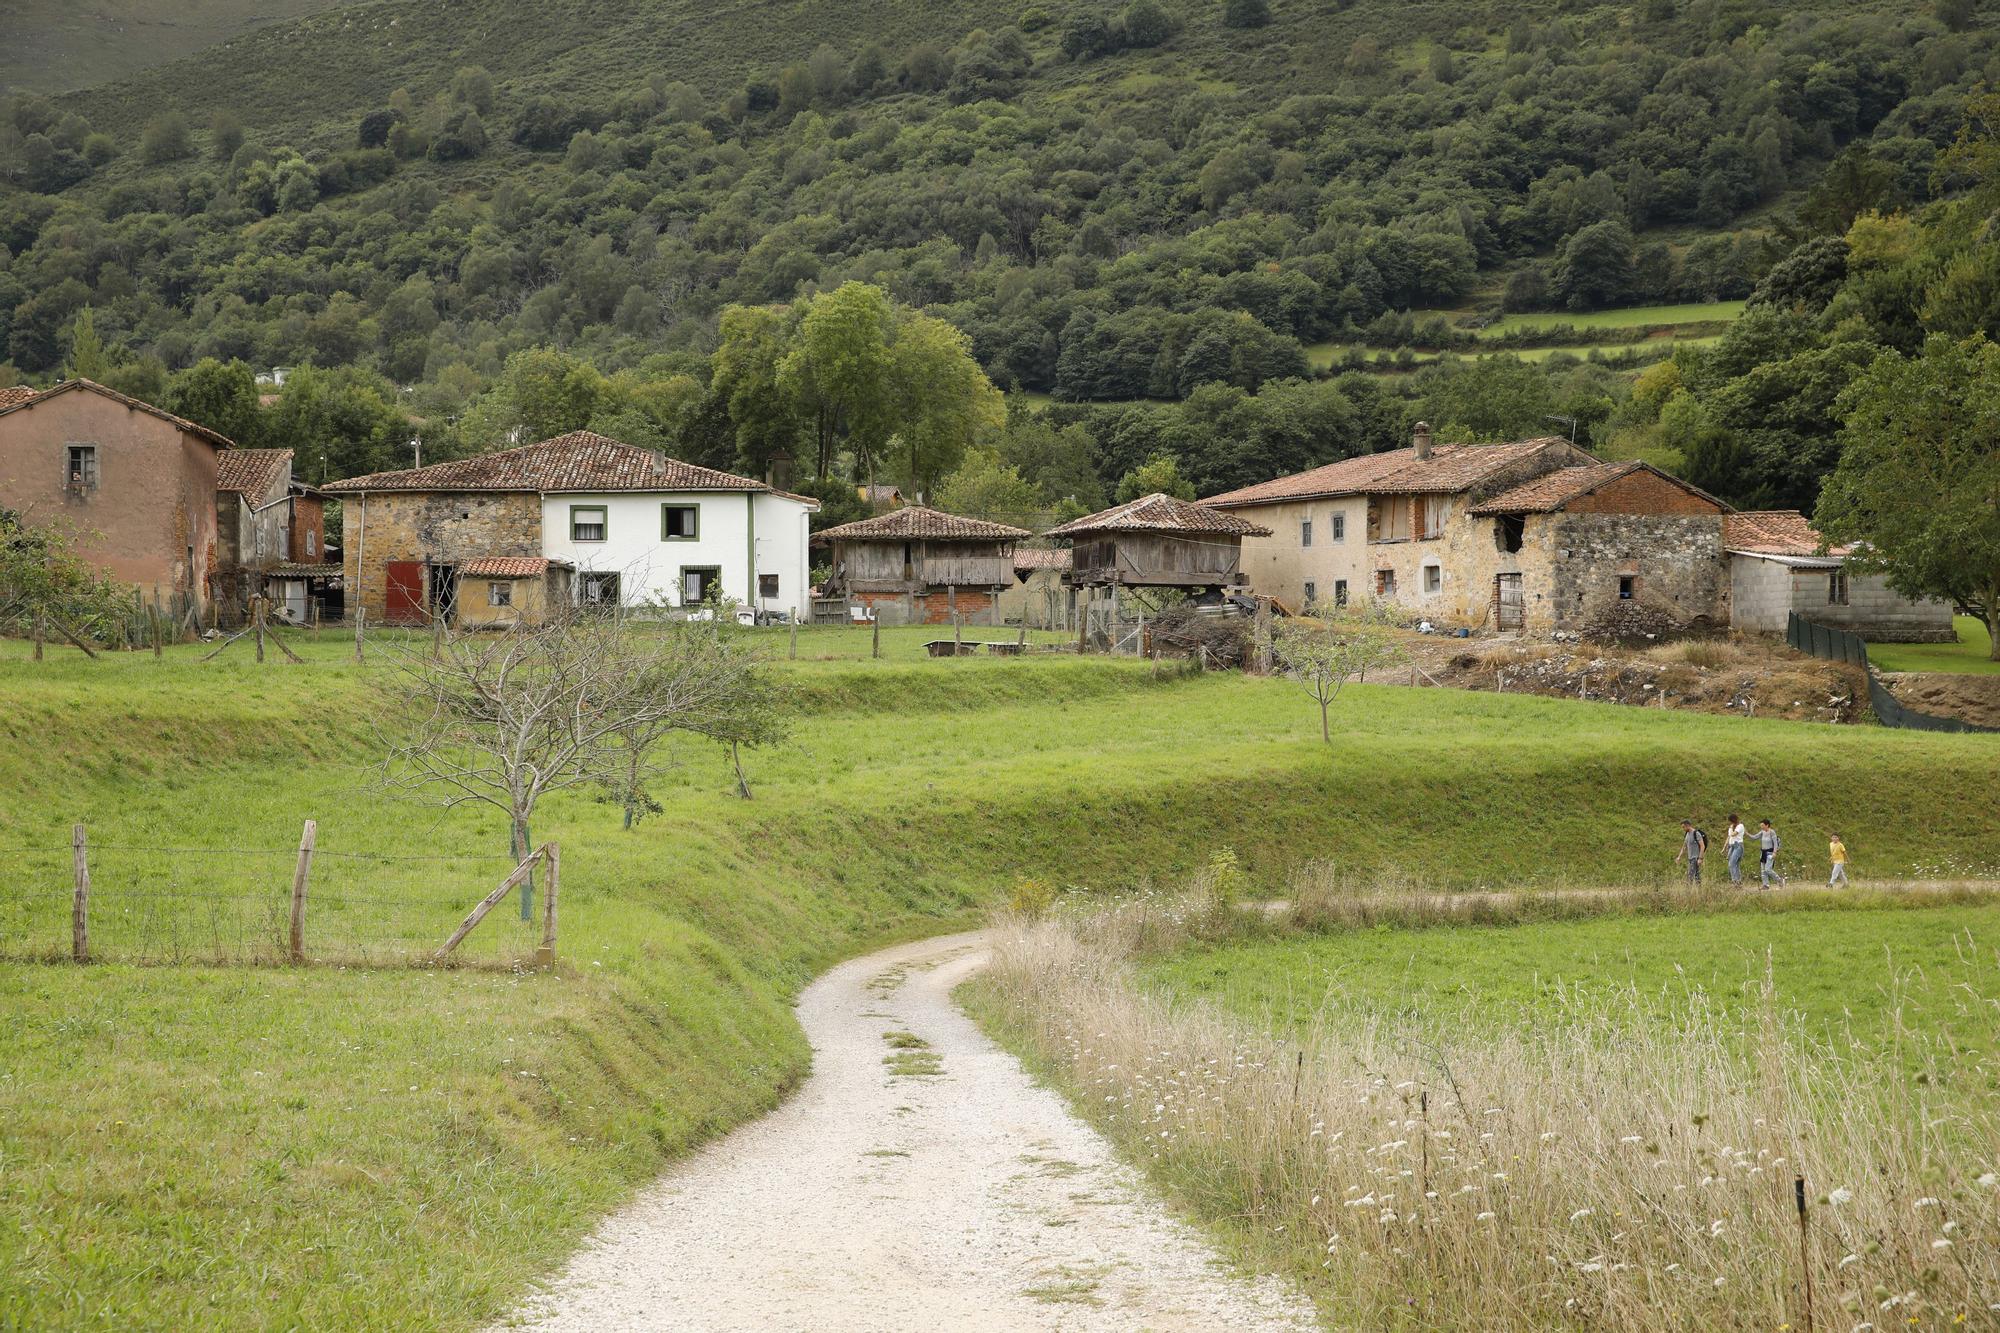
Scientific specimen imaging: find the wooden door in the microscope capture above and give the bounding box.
[385,561,425,625]
[1494,573,1524,631]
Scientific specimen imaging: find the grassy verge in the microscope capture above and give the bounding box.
[2,633,1998,1326]
[971,884,2000,1330]
[1870,615,2000,675]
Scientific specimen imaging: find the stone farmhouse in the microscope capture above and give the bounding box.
[814,505,1029,625]
[0,379,230,619]
[324,431,817,626]
[1204,425,1947,642]
[1724,510,1953,642]
[213,448,333,624]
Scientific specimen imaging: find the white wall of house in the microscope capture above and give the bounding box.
[1729,553,1954,641]
[539,490,812,617]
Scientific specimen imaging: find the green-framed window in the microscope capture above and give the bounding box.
[661,503,700,540]
[680,566,722,604]
[570,505,607,542]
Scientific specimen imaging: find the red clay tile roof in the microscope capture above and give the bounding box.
[320,431,797,495]
[0,387,39,409]
[1203,438,1575,508]
[1013,547,1072,571]
[0,378,233,448]
[216,448,293,497]
[1723,510,1851,558]
[1047,493,1272,538]
[461,556,571,577]
[1468,460,1729,515]
[814,505,1030,542]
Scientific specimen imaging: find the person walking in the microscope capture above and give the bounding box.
[1828,832,1849,887]
[1724,812,1746,885]
[1757,819,1786,889]
[1676,819,1706,885]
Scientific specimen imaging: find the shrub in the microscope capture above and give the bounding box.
[1008,876,1056,917]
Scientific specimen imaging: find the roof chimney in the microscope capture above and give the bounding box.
[1413,421,1433,460]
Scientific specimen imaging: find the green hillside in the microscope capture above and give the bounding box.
[0,0,354,97]
[2,634,1998,1327]
[1,0,1992,515]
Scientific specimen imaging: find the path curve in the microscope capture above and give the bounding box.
[503,931,1316,1331]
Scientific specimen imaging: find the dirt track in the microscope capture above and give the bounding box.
[501,932,1315,1332]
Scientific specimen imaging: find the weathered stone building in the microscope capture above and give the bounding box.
[0,379,229,617]
[1468,461,1732,637]
[1725,511,1953,642]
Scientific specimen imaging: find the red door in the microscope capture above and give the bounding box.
[385,561,425,625]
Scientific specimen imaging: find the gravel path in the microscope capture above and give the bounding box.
[503,931,1317,1332]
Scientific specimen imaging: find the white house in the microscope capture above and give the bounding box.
[323,431,817,625]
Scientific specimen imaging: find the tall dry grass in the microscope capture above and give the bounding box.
[976,890,2000,1330]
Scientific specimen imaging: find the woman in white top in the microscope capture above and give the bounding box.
[1724,814,1746,884]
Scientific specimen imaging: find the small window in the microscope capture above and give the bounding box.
[580,571,621,605]
[66,445,98,490]
[1828,569,1849,605]
[1422,564,1441,595]
[661,504,699,540]
[1303,580,1317,607]
[1496,515,1524,554]
[1375,569,1397,597]
[1330,512,1345,543]
[305,529,317,556]
[1618,575,1638,600]
[1334,579,1348,607]
[570,506,607,542]
[489,581,513,607]
[758,573,779,600]
[681,566,721,604]
[1300,517,1313,548]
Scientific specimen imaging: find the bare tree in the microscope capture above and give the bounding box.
[378,606,785,855]
[1271,616,1403,742]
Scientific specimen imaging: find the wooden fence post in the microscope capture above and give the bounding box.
[33,613,44,662]
[71,824,90,963]
[871,614,880,659]
[953,611,962,654]
[353,606,365,664]
[149,604,163,658]
[435,846,546,962]
[290,818,316,964]
[536,843,560,965]
[789,621,798,660]
[254,595,267,663]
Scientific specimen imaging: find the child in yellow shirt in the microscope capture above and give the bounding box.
[1827,833,1848,887]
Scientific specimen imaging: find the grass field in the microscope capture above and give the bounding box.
[1869,614,2000,675]
[4,628,2000,1327]
[1141,899,2000,1055]
[1482,300,1747,335]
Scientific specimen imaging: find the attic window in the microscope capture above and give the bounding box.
[1495,515,1525,554]
[66,445,98,491]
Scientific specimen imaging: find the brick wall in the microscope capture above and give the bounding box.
[1566,469,1726,516]
[852,586,999,625]
[343,491,541,622]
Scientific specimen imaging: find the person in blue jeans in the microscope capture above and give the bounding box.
[1724,813,1746,885]
[1757,819,1786,888]
[1676,820,1706,884]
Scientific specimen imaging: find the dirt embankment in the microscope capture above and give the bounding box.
[1876,672,2000,730]
[1401,636,1868,724]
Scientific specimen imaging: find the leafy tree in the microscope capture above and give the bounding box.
[1816,334,2000,660]
[1749,237,1849,313]
[778,282,896,479]
[1552,219,1636,310]
[1061,13,1112,61]
[164,359,263,446]
[210,111,245,161]
[63,306,110,381]
[934,448,1045,526]
[885,309,1005,495]
[1271,617,1402,741]
[790,474,872,533]
[1116,452,1195,502]
[139,112,192,164]
[0,508,128,650]
[1222,0,1271,30]
[1122,0,1173,48]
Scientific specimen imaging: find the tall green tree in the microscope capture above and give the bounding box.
[63,306,110,381]
[1816,334,2000,659]
[777,282,895,479]
[164,358,263,446]
[885,309,1005,496]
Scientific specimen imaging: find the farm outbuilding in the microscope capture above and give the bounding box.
[1047,493,1270,592]
[814,505,1030,625]
[1725,511,1953,643]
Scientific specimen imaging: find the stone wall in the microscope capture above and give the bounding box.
[1541,513,1729,638]
[343,491,541,623]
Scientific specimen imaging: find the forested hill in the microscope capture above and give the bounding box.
[0,0,1991,507]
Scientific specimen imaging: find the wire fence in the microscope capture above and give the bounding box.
[0,824,556,968]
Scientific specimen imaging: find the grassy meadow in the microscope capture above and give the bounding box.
[1869,615,2000,675]
[3,625,2000,1328]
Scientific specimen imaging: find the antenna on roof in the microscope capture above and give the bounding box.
[1544,414,1579,445]
[409,435,423,469]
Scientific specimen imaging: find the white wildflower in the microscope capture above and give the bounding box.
[1828,1187,1853,1205]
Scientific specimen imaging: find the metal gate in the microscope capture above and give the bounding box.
[1494,573,1524,631]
